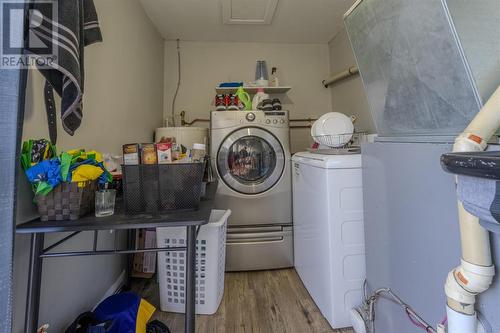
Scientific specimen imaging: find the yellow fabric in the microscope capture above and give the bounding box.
[136,298,156,333]
[66,149,103,163]
[71,165,104,185]
[66,149,81,155]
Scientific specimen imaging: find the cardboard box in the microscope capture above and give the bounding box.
[143,229,157,273]
[156,143,172,164]
[123,143,140,165]
[141,143,157,164]
[132,229,157,278]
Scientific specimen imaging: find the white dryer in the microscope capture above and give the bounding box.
[211,111,293,271]
[292,151,366,329]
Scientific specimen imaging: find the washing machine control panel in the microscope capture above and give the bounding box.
[263,111,288,127]
[211,110,289,129]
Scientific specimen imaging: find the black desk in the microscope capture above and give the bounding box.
[16,181,218,333]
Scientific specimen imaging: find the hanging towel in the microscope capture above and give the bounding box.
[26,0,103,141]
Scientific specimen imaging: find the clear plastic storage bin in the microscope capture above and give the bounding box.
[156,209,231,314]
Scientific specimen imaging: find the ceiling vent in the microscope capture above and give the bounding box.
[222,0,279,25]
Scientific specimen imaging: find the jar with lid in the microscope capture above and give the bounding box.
[191,143,206,162]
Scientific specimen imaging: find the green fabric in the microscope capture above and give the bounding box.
[20,140,34,171]
[20,139,57,171]
[35,182,53,196]
[21,139,58,195]
[86,151,97,161]
[20,141,111,196]
[70,150,85,164]
[20,153,30,171]
[60,152,72,182]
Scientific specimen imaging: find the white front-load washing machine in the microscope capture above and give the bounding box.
[211,110,293,271]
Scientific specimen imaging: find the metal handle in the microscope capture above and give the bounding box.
[226,231,285,244]
[227,231,286,239]
[226,236,284,244]
[227,225,283,234]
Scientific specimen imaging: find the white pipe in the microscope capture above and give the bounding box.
[323,66,359,87]
[453,86,500,153]
[447,306,477,333]
[446,86,500,333]
[458,203,492,266]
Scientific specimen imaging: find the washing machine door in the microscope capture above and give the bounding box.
[217,127,285,194]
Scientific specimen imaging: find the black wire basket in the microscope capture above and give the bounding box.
[122,163,205,215]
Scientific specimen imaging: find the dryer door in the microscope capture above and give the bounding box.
[217,127,285,194]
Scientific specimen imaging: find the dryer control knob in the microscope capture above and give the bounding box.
[265,119,271,124]
[273,119,278,124]
[280,119,285,124]
[246,113,256,122]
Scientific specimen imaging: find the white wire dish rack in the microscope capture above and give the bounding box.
[308,132,366,155]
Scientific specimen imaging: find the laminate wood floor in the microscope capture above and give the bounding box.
[133,268,354,333]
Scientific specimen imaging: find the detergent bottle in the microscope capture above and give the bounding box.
[252,88,269,111]
[236,87,252,110]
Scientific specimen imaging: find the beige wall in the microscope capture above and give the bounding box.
[328,29,375,134]
[22,1,164,154]
[13,1,164,332]
[163,40,333,153]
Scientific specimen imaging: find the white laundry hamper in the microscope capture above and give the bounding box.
[156,209,231,314]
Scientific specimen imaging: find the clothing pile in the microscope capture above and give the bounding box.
[21,139,111,195]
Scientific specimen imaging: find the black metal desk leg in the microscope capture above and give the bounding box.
[185,225,197,333]
[25,233,44,333]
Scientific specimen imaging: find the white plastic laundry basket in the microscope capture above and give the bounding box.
[156,209,231,314]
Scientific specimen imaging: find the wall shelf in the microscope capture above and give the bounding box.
[215,86,292,95]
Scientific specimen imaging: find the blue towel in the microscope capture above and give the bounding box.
[456,175,500,235]
[457,175,496,223]
[219,82,243,88]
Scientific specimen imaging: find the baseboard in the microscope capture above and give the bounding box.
[95,270,127,308]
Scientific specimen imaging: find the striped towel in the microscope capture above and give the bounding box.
[26,0,102,140]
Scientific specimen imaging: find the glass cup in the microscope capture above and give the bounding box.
[95,189,116,217]
[255,60,269,81]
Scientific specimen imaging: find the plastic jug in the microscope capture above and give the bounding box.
[252,88,269,110]
[236,87,252,111]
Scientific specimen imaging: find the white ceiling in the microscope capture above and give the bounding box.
[139,0,356,44]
